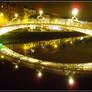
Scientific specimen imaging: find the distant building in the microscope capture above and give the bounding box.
[24,7,37,18]
[45,13,59,19]
[0,2,16,20]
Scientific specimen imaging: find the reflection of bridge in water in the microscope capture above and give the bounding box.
[1,19,92,75]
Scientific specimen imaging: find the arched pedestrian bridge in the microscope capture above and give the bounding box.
[1,18,92,75]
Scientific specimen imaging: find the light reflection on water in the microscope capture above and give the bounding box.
[5,35,90,63]
[3,35,92,76]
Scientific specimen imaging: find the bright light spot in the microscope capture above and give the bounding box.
[0,13,4,17]
[37,71,42,78]
[29,58,39,63]
[54,44,58,48]
[41,62,49,65]
[72,8,78,16]
[39,10,43,15]
[69,77,74,85]
[83,63,92,69]
[80,37,84,40]
[15,13,18,18]
[70,41,73,44]
[1,55,4,59]
[15,65,18,69]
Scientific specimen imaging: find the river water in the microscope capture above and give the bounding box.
[5,35,91,63]
[0,28,92,90]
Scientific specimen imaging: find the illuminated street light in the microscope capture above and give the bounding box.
[39,10,43,16]
[0,12,4,17]
[80,36,84,40]
[1,55,4,59]
[54,44,58,48]
[37,9,45,20]
[0,12,6,24]
[72,8,78,16]
[15,13,18,18]
[15,64,19,69]
[72,8,78,22]
[69,77,74,85]
[37,71,42,78]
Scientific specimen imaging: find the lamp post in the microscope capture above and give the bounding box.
[72,8,78,17]
[15,13,18,18]
[72,8,78,21]
[14,13,19,24]
[37,9,45,27]
[39,10,43,16]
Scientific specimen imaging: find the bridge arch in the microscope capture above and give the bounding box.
[0,23,92,75]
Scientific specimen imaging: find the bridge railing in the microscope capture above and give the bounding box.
[5,18,92,30]
[6,18,75,25]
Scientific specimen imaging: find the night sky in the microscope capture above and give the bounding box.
[15,2,92,20]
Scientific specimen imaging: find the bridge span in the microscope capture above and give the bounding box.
[0,21,92,75]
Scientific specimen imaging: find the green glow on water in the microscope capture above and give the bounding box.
[0,43,4,50]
